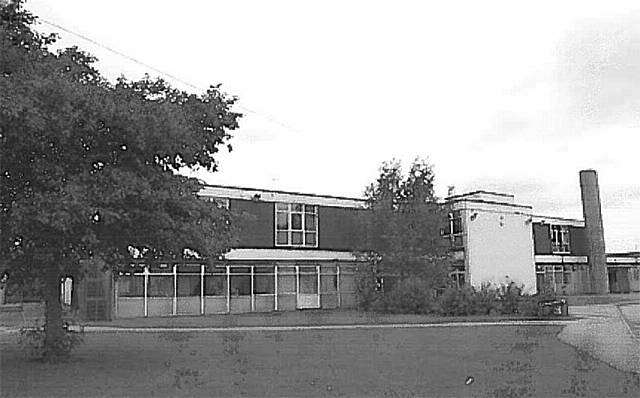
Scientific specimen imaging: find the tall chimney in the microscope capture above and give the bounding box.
[579,170,608,294]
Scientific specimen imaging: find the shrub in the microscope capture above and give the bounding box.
[472,283,501,315]
[354,263,384,311]
[437,286,476,316]
[383,277,437,314]
[497,283,524,315]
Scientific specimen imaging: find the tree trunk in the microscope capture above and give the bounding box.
[43,267,64,358]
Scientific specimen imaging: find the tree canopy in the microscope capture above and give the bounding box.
[0,0,241,356]
[356,158,451,284]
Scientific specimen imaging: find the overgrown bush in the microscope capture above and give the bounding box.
[383,277,437,314]
[354,263,385,312]
[356,266,561,317]
[18,323,83,361]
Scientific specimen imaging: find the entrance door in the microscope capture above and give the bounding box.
[297,266,320,309]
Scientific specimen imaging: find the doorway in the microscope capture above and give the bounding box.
[297,266,320,309]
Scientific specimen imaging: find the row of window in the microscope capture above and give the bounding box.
[118,268,344,298]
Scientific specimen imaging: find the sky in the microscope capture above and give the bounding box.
[24,0,640,252]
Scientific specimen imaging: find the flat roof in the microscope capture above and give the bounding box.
[445,190,515,201]
[199,184,367,209]
[201,184,366,202]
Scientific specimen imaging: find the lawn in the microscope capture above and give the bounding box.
[1,325,639,397]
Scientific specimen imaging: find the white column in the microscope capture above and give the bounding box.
[316,264,321,308]
[274,265,279,311]
[226,265,230,313]
[172,264,177,315]
[336,264,341,308]
[296,265,300,308]
[143,266,149,317]
[200,264,205,315]
[113,275,119,317]
[250,266,255,312]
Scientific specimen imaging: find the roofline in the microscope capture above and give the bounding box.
[532,214,585,226]
[200,183,367,203]
[445,190,515,201]
[451,198,533,210]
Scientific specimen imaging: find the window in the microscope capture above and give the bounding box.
[275,203,318,247]
[551,225,570,253]
[117,275,144,298]
[254,267,275,294]
[229,267,251,296]
[451,211,463,234]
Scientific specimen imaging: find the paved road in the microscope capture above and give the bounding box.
[559,304,640,374]
[619,304,640,340]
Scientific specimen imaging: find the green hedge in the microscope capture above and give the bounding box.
[356,266,558,316]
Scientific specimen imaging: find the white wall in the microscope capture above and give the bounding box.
[460,201,537,294]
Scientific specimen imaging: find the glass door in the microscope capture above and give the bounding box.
[297,265,320,309]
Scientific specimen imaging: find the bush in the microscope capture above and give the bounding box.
[18,323,83,361]
[356,265,561,318]
[383,277,437,314]
[437,286,475,316]
[354,264,385,312]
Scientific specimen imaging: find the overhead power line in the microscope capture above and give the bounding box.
[38,18,299,133]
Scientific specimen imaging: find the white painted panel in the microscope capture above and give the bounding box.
[465,206,537,294]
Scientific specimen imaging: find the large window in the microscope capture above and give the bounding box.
[551,225,570,253]
[275,203,318,247]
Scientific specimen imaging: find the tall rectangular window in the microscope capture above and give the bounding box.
[551,225,570,253]
[275,203,318,247]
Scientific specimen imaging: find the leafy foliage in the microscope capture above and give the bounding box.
[1,0,241,357]
[438,283,560,317]
[353,158,454,312]
[354,158,452,303]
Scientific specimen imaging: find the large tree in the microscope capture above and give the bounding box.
[0,1,241,357]
[357,158,452,288]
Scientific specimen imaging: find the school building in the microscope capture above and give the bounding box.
[1,169,637,321]
[444,169,640,296]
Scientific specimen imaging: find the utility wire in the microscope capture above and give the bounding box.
[38,18,299,133]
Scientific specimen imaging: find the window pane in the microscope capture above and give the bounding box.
[292,232,303,245]
[254,266,273,274]
[277,231,289,245]
[305,232,316,246]
[304,214,316,231]
[206,265,227,274]
[148,276,173,297]
[304,205,316,214]
[291,214,302,230]
[230,267,251,274]
[321,275,337,293]
[230,275,251,295]
[292,204,303,212]
[177,275,200,297]
[204,275,227,296]
[300,274,318,294]
[276,212,288,230]
[117,276,144,297]
[276,203,288,211]
[277,266,296,275]
[277,274,296,293]
[254,274,275,294]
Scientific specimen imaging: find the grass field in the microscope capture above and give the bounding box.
[1,325,639,397]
